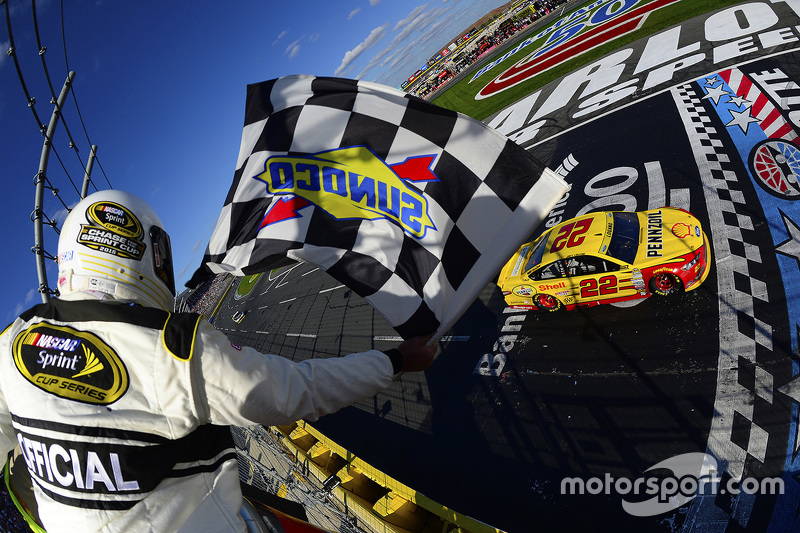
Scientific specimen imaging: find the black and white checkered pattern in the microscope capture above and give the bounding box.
[673,81,787,530]
[202,76,568,339]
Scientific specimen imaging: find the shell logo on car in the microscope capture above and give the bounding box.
[496,208,712,311]
[672,222,692,238]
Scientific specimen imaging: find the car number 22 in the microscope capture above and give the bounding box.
[579,275,618,298]
[550,219,592,253]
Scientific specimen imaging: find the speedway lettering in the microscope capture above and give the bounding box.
[749,67,800,127]
[486,1,800,147]
[256,147,437,239]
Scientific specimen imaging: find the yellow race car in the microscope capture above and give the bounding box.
[497,208,711,311]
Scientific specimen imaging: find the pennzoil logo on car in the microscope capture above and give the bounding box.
[13,323,129,405]
[255,146,437,239]
[77,201,146,260]
[512,284,536,297]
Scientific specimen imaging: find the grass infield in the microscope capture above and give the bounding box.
[430,0,745,120]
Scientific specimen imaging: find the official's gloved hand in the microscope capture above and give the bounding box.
[384,335,437,374]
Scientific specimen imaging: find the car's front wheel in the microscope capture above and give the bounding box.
[535,294,563,312]
[650,272,683,296]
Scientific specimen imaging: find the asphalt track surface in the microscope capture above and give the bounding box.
[212,3,800,532]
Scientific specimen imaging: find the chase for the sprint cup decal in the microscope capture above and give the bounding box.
[78,201,146,260]
[255,146,439,239]
[12,323,129,405]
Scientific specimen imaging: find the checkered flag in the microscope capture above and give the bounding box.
[201,75,568,339]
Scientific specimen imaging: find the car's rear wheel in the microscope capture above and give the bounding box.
[534,294,563,312]
[650,272,683,296]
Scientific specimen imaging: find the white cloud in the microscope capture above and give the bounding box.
[358,4,449,81]
[393,4,428,32]
[348,7,361,20]
[369,0,381,5]
[176,260,192,281]
[285,38,302,59]
[0,40,9,70]
[282,33,320,59]
[52,206,71,227]
[334,23,390,77]
[8,288,39,323]
[272,29,289,47]
[360,37,420,81]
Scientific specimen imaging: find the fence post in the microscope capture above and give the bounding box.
[34,71,75,303]
[80,145,98,199]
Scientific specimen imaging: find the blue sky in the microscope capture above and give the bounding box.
[0,0,505,324]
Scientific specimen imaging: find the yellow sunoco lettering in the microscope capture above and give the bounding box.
[257,147,435,238]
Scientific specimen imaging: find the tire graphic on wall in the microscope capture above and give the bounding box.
[749,140,800,199]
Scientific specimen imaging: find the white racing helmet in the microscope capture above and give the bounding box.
[57,190,175,310]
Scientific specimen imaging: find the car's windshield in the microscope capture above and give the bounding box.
[524,233,549,273]
[607,212,639,264]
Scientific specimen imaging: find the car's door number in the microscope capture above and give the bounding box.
[550,219,593,253]
[580,275,618,298]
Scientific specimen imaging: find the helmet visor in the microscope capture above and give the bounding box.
[150,225,175,296]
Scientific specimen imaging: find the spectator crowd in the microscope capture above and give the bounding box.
[410,0,576,98]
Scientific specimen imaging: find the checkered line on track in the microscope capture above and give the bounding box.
[673,82,781,530]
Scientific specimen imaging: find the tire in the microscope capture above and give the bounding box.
[534,294,563,312]
[649,272,683,296]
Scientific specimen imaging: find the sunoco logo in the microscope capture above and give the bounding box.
[13,323,129,405]
[255,146,438,239]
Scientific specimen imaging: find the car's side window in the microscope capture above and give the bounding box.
[563,256,620,277]
[532,260,566,280]
[599,259,620,273]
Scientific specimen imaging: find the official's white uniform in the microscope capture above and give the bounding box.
[0,294,395,533]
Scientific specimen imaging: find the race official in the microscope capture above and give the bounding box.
[0,190,436,533]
